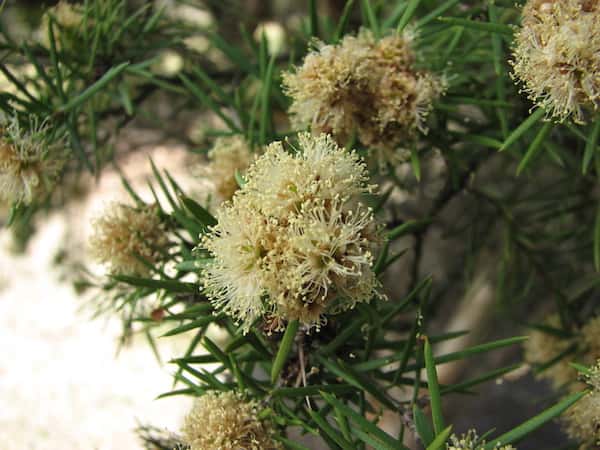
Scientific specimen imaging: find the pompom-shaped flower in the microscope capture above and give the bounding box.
[89,203,168,276]
[511,0,600,123]
[205,135,255,201]
[447,430,516,450]
[202,133,383,332]
[0,115,64,205]
[181,391,281,450]
[282,29,445,167]
[562,361,600,449]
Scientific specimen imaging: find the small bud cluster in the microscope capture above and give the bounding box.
[202,132,383,332]
[89,203,168,276]
[447,430,516,450]
[181,391,281,450]
[282,29,445,168]
[0,115,64,205]
[562,361,600,449]
[511,0,600,123]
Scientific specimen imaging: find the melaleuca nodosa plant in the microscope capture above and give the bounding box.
[3,0,600,449]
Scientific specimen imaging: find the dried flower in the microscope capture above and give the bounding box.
[282,29,445,167]
[511,0,600,123]
[562,361,600,449]
[0,115,64,205]
[205,136,255,201]
[447,429,516,450]
[202,133,383,332]
[89,203,168,276]
[181,391,281,450]
[523,314,575,389]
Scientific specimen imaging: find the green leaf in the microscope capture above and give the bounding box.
[308,408,355,450]
[309,0,319,37]
[500,108,545,151]
[271,384,356,397]
[59,62,130,113]
[179,73,240,133]
[583,118,600,174]
[397,0,422,33]
[413,405,435,446]
[388,219,432,241]
[271,319,299,383]
[594,204,600,272]
[112,275,197,293]
[321,392,406,450]
[162,315,224,337]
[426,425,453,450]
[416,0,461,27]
[410,147,422,181]
[180,195,218,228]
[438,17,513,35]
[334,0,355,42]
[316,355,396,410]
[482,391,587,449]
[259,53,277,145]
[424,337,445,435]
[516,121,553,175]
[362,0,380,37]
[441,363,522,394]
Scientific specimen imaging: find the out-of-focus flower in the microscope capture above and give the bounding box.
[523,314,575,389]
[89,203,168,276]
[37,1,86,48]
[181,391,281,450]
[254,21,286,55]
[562,361,600,449]
[282,29,445,168]
[447,429,516,450]
[511,0,600,123]
[202,133,383,332]
[205,136,255,202]
[0,116,64,205]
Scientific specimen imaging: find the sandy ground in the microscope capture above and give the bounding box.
[0,146,199,449]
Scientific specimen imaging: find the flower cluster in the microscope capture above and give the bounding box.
[37,1,86,49]
[511,0,600,123]
[524,315,600,390]
[562,361,600,449]
[201,133,382,332]
[447,430,516,450]
[181,391,281,450]
[89,202,168,276]
[0,115,64,205]
[283,29,445,168]
[205,135,255,201]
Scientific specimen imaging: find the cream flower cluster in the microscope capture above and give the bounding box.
[202,133,382,332]
[447,430,516,450]
[181,391,281,450]
[205,135,255,201]
[511,0,600,123]
[283,29,445,167]
[0,116,64,205]
[89,203,168,276]
[562,361,600,449]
